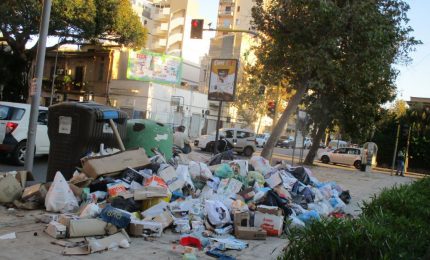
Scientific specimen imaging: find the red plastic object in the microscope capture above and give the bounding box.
[179,236,203,250]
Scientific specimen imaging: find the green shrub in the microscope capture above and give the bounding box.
[282,177,430,260]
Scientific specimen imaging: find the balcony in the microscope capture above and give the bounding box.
[167,32,183,46]
[153,23,168,35]
[218,9,234,17]
[217,23,233,29]
[152,38,167,50]
[220,0,235,4]
[152,8,170,21]
[169,16,185,30]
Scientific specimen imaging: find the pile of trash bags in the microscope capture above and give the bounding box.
[3,148,351,257]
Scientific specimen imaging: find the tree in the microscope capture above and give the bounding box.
[0,0,147,101]
[251,0,418,161]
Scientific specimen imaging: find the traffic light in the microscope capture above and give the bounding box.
[267,101,275,117]
[190,19,204,39]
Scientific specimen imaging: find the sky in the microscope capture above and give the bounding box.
[198,0,430,100]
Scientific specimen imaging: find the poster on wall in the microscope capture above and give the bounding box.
[127,50,183,85]
[208,59,238,102]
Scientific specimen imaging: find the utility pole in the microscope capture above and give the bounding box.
[404,124,412,174]
[25,0,52,173]
[390,124,401,176]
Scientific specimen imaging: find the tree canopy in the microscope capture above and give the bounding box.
[0,0,147,101]
[251,0,419,160]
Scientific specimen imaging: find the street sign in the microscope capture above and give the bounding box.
[208,59,238,102]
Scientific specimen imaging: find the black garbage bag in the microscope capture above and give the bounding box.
[89,177,116,192]
[111,196,140,212]
[339,190,351,204]
[261,190,293,216]
[208,150,235,166]
[291,182,315,203]
[288,166,311,185]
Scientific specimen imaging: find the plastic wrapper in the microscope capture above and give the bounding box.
[288,215,306,229]
[297,210,320,224]
[100,205,131,228]
[329,196,346,212]
[246,171,265,187]
[279,171,298,191]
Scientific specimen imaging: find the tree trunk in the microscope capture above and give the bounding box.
[261,81,307,160]
[304,120,329,165]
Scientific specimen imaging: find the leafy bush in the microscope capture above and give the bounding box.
[282,177,430,259]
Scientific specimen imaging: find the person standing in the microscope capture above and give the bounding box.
[396,150,405,176]
[173,125,191,153]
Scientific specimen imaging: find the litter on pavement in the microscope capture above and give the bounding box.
[0,116,352,257]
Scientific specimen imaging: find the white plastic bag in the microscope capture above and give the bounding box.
[188,161,213,180]
[205,200,231,227]
[45,171,79,213]
[79,203,101,218]
[249,156,272,174]
[289,216,306,229]
[177,164,195,190]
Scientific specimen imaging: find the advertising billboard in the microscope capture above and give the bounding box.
[208,59,238,102]
[127,50,183,85]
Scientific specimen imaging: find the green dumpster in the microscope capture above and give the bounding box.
[124,119,173,160]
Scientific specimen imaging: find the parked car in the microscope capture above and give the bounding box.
[0,102,49,165]
[194,128,257,157]
[319,147,362,169]
[256,133,270,147]
[279,137,295,149]
[275,136,290,147]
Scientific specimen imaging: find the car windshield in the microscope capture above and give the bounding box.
[0,105,25,120]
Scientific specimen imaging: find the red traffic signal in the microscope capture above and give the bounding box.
[190,19,204,39]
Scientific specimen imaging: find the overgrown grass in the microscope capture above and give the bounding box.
[282,177,430,260]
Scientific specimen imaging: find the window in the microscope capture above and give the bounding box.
[347,148,360,155]
[74,66,84,83]
[237,131,251,139]
[98,62,105,81]
[37,111,48,125]
[225,6,231,12]
[0,106,25,120]
[225,130,234,138]
[335,148,347,154]
[144,20,147,25]
[235,19,240,25]
[237,6,240,12]
[223,19,231,28]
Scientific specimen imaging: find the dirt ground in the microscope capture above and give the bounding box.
[0,165,415,260]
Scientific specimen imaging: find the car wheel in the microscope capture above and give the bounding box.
[354,160,361,169]
[321,155,330,164]
[243,146,254,157]
[12,141,27,166]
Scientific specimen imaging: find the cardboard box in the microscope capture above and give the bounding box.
[134,186,169,200]
[234,212,250,232]
[58,214,79,228]
[217,178,243,195]
[264,170,282,188]
[256,205,283,216]
[69,218,107,238]
[82,148,150,179]
[45,221,67,239]
[235,226,267,240]
[143,210,173,229]
[128,220,162,237]
[22,183,47,201]
[87,230,130,253]
[158,165,185,192]
[254,210,284,236]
